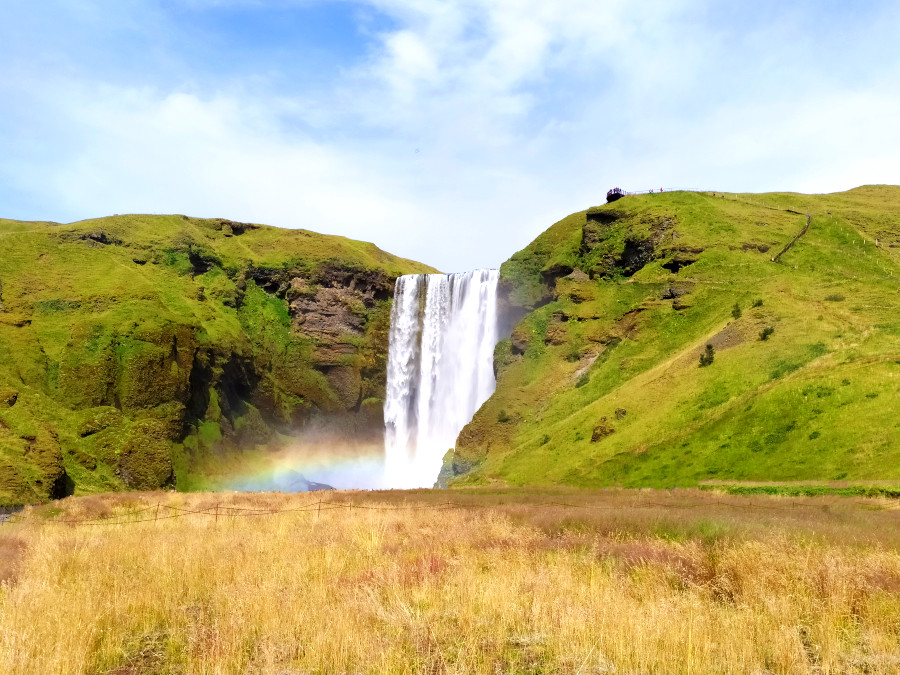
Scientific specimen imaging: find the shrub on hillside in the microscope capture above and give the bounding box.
[751,299,764,308]
[699,344,715,367]
[497,409,510,423]
[576,372,590,388]
[731,303,742,319]
[759,326,774,341]
[591,419,615,442]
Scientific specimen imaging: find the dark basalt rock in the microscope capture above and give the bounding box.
[0,388,17,408]
[585,209,625,225]
[434,449,473,489]
[510,328,529,355]
[661,283,694,300]
[581,214,678,279]
[661,257,697,273]
[217,219,257,236]
[591,418,615,442]
[540,263,574,284]
[741,242,771,253]
[187,247,220,276]
[316,263,393,302]
[59,230,123,246]
[618,238,656,276]
[81,231,121,246]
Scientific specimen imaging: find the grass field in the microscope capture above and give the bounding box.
[3,489,900,673]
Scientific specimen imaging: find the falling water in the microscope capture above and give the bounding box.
[384,270,500,488]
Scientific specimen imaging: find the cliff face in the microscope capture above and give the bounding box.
[0,214,435,504]
[450,186,900,489]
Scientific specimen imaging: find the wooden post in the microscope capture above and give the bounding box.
[317,500,321,521]
[215,503,219,524]
[154,503,159,524]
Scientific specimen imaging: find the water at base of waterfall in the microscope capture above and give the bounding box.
[383,270,499,489]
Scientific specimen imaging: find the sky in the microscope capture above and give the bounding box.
[2,0,899,272]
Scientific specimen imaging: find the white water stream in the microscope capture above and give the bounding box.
[383,270,500,488]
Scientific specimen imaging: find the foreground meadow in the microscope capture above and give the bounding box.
[2,489,900,674]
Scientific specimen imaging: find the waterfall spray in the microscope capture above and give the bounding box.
[384,270,500,488]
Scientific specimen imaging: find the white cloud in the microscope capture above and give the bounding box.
[1,0,898,270]
[34,85,428,249]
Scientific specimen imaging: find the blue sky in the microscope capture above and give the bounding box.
[2,0,899,271]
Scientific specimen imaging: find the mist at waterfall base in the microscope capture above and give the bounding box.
[225,268,500,493]
[384,270,500,489]
[225,441,389,493]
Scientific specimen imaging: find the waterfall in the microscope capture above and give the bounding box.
[384,269,500,488]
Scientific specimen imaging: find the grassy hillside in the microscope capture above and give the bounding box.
[451,185,900,488]
[0,214,435,504]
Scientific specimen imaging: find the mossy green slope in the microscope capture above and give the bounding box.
[452,186,900,488]
[0,214,435,504]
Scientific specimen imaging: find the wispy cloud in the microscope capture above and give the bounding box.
[1,0,898,270]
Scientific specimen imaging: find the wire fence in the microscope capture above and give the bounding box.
[0,493,890,528]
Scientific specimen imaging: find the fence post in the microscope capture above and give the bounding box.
[349,498,353,516]
[215,503,219,524]
[154,502,159,524]
[317,500,321,522]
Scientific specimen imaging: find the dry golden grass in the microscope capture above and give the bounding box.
[2,488,900,674]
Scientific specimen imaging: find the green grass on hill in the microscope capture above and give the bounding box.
[454,185,900,489]
[0,214,434,505]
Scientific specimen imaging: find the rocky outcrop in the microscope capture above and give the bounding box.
[241,264,394,439]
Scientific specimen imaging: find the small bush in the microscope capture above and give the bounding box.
[751,299,763,308]
[825,294,845,302]
[591,421,615,442]
[731,303,742,319]
[576,372,590,388]
[809,431,821,440]
[540,434,550,446]
[497,409,510,423]
[759,326,774,341]
[699,344,715,367]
